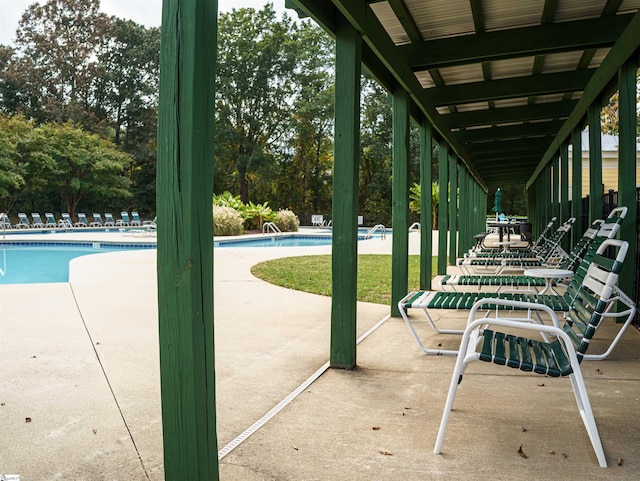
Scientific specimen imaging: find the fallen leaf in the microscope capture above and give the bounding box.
[31,355,37,358]
[379,450,393,456]
[617,457,623,466]
[596,368,603,375]
[292,445,299,451]
[92,428,97,435]
[96,342,100,345]
[517,445,528,459]
[372,426,381,430]
[1,403,5,407]
[404,407,412,410]
[521,427,527,432]
[437,343,442,347]
[562,453,568,458]
[549,450,555,455]
[25,417,32,423]
[537,383,545,387]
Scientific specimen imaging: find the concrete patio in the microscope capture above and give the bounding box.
[0,231,638,480]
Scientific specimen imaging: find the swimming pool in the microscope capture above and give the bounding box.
[214,235,334,248]
[0,242,156,285]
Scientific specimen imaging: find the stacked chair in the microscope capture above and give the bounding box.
[434,238,636,467]
[398,207,634,360]
[442,208,626,291]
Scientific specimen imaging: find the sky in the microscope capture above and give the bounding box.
[0,0,289,46]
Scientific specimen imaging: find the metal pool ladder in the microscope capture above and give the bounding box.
[262,222,282,237]
[365,224,386,239]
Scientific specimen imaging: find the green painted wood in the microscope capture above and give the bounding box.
[329,0,487,191]
[528,9,640,187]
[571,128,583,247]
[419,120,433,290]
[428,69,595,107]
[404,15,633,71]
[391,88,411,317]
[156,0,219,479]
[330,14,361,369]
[617,59,638,301]
[446,101,577,129]
[438,143,449,275]
[553,155,560,222]
[388,0,422,42]
[588,103,603,223]
[448,154,458,266]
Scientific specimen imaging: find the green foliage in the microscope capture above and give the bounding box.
[243,201,275,230]
[0,112,133,216]
[213,205,243,236]
[409,182,440,229]
[213,191,244,211]
[274,209,299,232]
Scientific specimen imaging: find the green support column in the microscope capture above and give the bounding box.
[571,128,583,245]
[330,15,361,368]
[588,103,603,223]
[617,59,638,301]
[448,155,458,266]
[390,88,410,317]
[419,120,433,290]
[457,166,467,256]
[437,143,449,275]
[156,0,219,479]
[560,143,569,250]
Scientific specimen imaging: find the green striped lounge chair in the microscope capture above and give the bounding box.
[457,218,575,275]
[398,238,636,360]
[441,207,627,292]
[434,238,635,467]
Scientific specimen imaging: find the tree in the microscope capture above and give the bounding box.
[11,0,108,128]
[215,5,299,202]
[18,121,133,217]
[0,114,30,210]
[274,21,334,220]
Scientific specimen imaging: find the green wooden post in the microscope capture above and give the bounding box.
[588,103,603,223]
[457,166,467,256]
[448,154,457,266]
[559,142,570,251]
[419,120,433,290]
[437,143,449,275]
[571,128,583,245]
[390,88,410,317]
[330,14,361,368]
[617,59,638,302]
[156,0,219,479]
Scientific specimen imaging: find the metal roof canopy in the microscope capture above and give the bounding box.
[288,0,640,191]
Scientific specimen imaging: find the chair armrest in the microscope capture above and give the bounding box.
[467,297,563,332]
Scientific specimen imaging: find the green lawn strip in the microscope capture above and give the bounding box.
[250,255,434,305]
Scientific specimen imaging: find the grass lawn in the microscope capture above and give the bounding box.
[251,255,436,305]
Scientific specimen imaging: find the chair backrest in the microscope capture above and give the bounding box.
[562,239,629,360]
[31,213,44,224]
[104,213,116,224]
[131,211,141,222]
[531,216,557,249]
[0,213,11,227]
[77,213,89,224]
[92,213,103,223]
[45,213,56,224]
[18,213,30,226]
[120,212,130,222]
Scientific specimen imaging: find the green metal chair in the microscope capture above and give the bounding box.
[434,239,635,468]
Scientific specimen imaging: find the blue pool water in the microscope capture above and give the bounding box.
[0,243,155,285]
[215,235,333,248]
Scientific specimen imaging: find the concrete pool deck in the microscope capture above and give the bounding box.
[1,230,639,480]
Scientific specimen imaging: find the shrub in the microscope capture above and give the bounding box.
[213,205,244,236]
[274,209,299,232]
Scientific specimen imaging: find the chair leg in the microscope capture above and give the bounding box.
[569,372,607,467]
[398,305,459,356]
[434,335,475,453]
